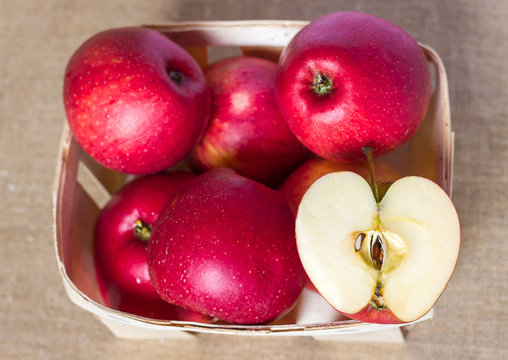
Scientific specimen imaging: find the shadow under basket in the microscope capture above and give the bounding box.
[52,20,454,342]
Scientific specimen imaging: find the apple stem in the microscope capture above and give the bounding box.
[169,71,184,85]
[362,146,380,203]
[134,219,152,242]
[313,73,333,96]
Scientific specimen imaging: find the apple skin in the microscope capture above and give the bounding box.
[94,171,212,321]
[63,27,211,175]
[188,56,311,187]
[94,171,195,299]
[96,265,211,322]
[279,157,401,215]
[275,12,430,162]
[342,304,403,324]
[148,168,306,324]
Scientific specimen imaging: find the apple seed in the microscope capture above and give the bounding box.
[370,235,384,271]
[355,230,386,271]
[354,233,366,252]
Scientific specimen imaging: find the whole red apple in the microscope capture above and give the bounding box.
[148,168,306,324]
[276,12,430,162]
[94,171,209,321]
[279,157,401,214]
[188,56,311,186]
[63,27,211,175]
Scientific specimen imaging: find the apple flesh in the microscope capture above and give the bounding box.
[276,12,431,162]
[279,158,400,214]
[188,56,311,186]
[148,168,306,324]
[296,172,460,323]
[94,171,211,321]
[63,27,211,175]
[279,157,400,293]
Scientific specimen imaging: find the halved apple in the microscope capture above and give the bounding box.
[295,171,460,323]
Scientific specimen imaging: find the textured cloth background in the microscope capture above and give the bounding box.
[0,1,506,359]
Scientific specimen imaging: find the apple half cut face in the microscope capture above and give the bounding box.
[295,172,460,323]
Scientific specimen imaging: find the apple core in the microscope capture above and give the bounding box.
[354,227,408,311]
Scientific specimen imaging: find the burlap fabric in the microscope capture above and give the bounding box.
[0,1,506,358]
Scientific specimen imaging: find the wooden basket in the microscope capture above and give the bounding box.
[52,20,453,342]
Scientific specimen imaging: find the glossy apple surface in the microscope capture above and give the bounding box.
[94,171,210,321]
[189,56,311,186]
[96,267,211,322]
[276,12,430,162]
[64,27,211,175]
[148,168,306,324]
[279,157,400,214]
[296,172,460,323]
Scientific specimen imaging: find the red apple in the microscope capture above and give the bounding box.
[94,171,210,321]
[188,56,311,186]
[276,12,430,162]
[63,27,211,175]
[96,269,210,322]
[279,157,401,214]
[295,156,460,323]
[148,168,306,324]
[279,157,401,294]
